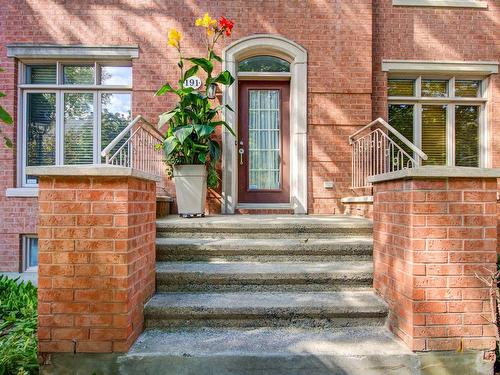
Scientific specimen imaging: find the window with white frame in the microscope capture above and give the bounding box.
[387,76,487,167]
[20,61,132,186]
[22,235,38,272]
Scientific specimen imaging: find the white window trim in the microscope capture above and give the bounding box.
[388,75,488,168]
[17,60,133,187]
[382,60,498,75]
[22,235,38,273]
[7,44,139,60]
[5,187,38,197]
[393,0,487,8]
[222,34,308,214]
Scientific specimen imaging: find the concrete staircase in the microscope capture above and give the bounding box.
[119,215,417,375]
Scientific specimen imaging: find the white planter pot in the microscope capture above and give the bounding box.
[173,165,207,217]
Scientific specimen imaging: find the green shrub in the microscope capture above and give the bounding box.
[0,276,38,375]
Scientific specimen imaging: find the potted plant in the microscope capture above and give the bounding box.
[155,13,235,217]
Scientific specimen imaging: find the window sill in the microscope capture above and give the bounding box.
[393,0,487,8]
[5,187,39,197]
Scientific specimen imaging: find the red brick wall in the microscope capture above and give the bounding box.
[343,202,373,219]
[0,1,498,269]
[372,0,500,249]
[0,0,373,235]
[37,175,156,353]
[373,177,497,351]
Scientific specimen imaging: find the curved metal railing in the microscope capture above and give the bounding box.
[349,117,428,188]
[101,115,165,178]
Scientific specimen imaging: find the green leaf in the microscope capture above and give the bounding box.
[163,136,179,156]
[4,136,12,148]
[155,83,176,96]
[0,92,5,98]
[183,65,199,82]
[158,111,177,128]
[225,104,234,112]
[209,140,221,165]
[174,126,193,144]
[211,120,236,137]
[213,70,235,86]
[0,106,13,125]
[188,57,213,75]
[209,51,223,63]
[193,124,215,138]
[198,152,207,163]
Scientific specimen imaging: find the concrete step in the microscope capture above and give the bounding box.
[144,291,388,329]
[118,327,418,375]
[156,261,373,292]
[156,237,373,262]
[156,215,373,239]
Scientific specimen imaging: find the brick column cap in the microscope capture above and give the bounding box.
[368,166,500,184]
[26,165,160,182]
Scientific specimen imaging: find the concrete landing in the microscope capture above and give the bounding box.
[157,214,373,227]
[118,327,419,375]
[156,215,373,237]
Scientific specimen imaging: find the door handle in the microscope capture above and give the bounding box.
[239,147,244,165]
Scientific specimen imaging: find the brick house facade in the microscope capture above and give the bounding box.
[0,0,498,272]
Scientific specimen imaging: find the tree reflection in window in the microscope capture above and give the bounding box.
[26,93,56,183]
[238,56,290,73]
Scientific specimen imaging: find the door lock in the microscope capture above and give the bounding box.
[238,147,244,165]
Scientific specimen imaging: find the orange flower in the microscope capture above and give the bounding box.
[219,16,234,36]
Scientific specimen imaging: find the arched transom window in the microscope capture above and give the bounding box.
[238,55,290,73]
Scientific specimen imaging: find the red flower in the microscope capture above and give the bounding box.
[219,16,234,36]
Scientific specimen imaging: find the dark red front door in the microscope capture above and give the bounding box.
[237,81,290,204]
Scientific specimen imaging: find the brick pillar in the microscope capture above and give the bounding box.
[31,167,156,353]
[372,168,499,352]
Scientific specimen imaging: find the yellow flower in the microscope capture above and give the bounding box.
[195,13,216,29]
[168,28,181,48]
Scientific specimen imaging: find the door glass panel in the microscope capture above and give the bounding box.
[26,93,56,184]
[64,93,94,164]
[101,93,132,161]
[248,90,280,190]
[422,105,447,165]
[455,105,479,167]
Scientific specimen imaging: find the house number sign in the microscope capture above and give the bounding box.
[184,76,202,89]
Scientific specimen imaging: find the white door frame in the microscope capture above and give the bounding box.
[221,34,308,214]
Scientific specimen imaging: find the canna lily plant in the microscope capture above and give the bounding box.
[155,13,235,189]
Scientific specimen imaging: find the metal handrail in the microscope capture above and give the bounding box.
[349,117,428,189]
[101,115,166,182]
[349,117,428,161]
[101,115,163,161]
